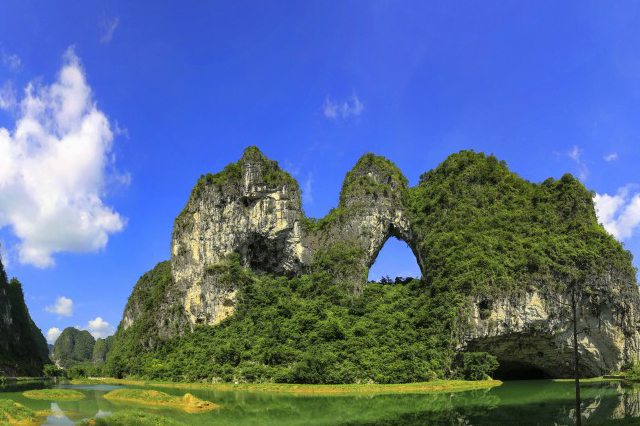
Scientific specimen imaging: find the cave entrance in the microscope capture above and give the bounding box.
[493,360,553,381]
[367,237,422,284]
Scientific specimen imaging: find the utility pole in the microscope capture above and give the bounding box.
[571,286,581,426]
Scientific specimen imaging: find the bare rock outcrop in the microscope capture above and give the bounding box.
[119,147,640,378]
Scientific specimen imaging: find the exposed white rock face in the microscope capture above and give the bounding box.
[171,148,308,326]
[120,147,640,379]
[461,271,640,378]
[169,149,423,325]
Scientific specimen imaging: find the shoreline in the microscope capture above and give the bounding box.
[69,378,503,395]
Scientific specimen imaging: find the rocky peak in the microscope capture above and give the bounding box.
[119,147,640,378]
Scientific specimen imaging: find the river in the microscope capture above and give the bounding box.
[1,379,639,425]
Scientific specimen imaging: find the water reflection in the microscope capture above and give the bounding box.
[2,380,640,425]
[43,402,73,425]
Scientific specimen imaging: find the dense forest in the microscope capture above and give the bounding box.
[0,257,50,376]
[100,150,635,384]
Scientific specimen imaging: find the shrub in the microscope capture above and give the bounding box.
[454,352,499,381]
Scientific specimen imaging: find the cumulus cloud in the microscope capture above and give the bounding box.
[2,53,22,72]
[84,317,115,339]
[604,152,618,162]
[100,16,119,43]
[594,186,640,241]
[45,296,73,317]
[0,47,126,267]
[568,145,588,181]
[323,94,364,120]
[46,327,62,344]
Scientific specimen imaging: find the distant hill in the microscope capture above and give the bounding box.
[0,257,50,376]
[92,336,114,365]
[51,327,95,368]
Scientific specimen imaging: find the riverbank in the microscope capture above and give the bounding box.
[553,376,627,383]
[70,378,502,395]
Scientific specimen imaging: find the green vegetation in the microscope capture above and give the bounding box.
[0,257,50,376]
[92,336,115,365]
[107,254,473,383]
[176,146,300,229]
[42,365,63,378]
[340,153,407,203]
[51,327,96,368]
[453,352,500,381]
[302,153,406,232]
[103,389,219,412]
[78,411,186,426]
[0,399,37,425]
[406,150,635,296]
[79,377,500,394]
[106,150,637,385]
[22,389,85,400]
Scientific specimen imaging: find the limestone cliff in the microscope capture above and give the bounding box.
[170,147,306,326]
[462,270,640,378]
[0,257,50,376]
[116,147,640,378]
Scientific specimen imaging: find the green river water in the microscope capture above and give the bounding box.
[1,380,639,425]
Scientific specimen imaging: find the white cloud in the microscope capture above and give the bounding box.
[594,186,640,241]
[303,173,313,205]
[568,145,581,162]
[100,16,119,43]
[568,145,588,181]
[45,296,73,317]
[323,94,364,120]
[0,241,9,269]
[0,80,17,111]
[46,327,62,344]
[0,47,126,267]
[2,53,22,72]
[604,152,618,162]
[84,317,115,339]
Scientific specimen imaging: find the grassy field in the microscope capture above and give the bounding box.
[78,411,186,426]
[0,399,37,425]
[22,389,85,400]
[103,389,219,413]
[74,378,502,395]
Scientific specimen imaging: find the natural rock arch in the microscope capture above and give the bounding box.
[119,146,640,379]
[170,147,424,321]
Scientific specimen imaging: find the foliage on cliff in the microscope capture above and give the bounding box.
[302,153,406,232]
[0,257,50,376]
[175,146,300,233]
[51,327,96,368]
[92,335,115,365]
[406,150,635,297]
[106,149,636,384]
[106,261,189,377]
[105,253,465,383]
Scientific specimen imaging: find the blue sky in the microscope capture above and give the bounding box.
[1,1,639,343]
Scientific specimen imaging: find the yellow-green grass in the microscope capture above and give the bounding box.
[0,399,38,425]
[154,379,503,395]
[103,389,219,413]
[70,378,146,386]
[22,389,85,400]
[82,378,501,395]
[77,411,186,426]
[553,376,626,383]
